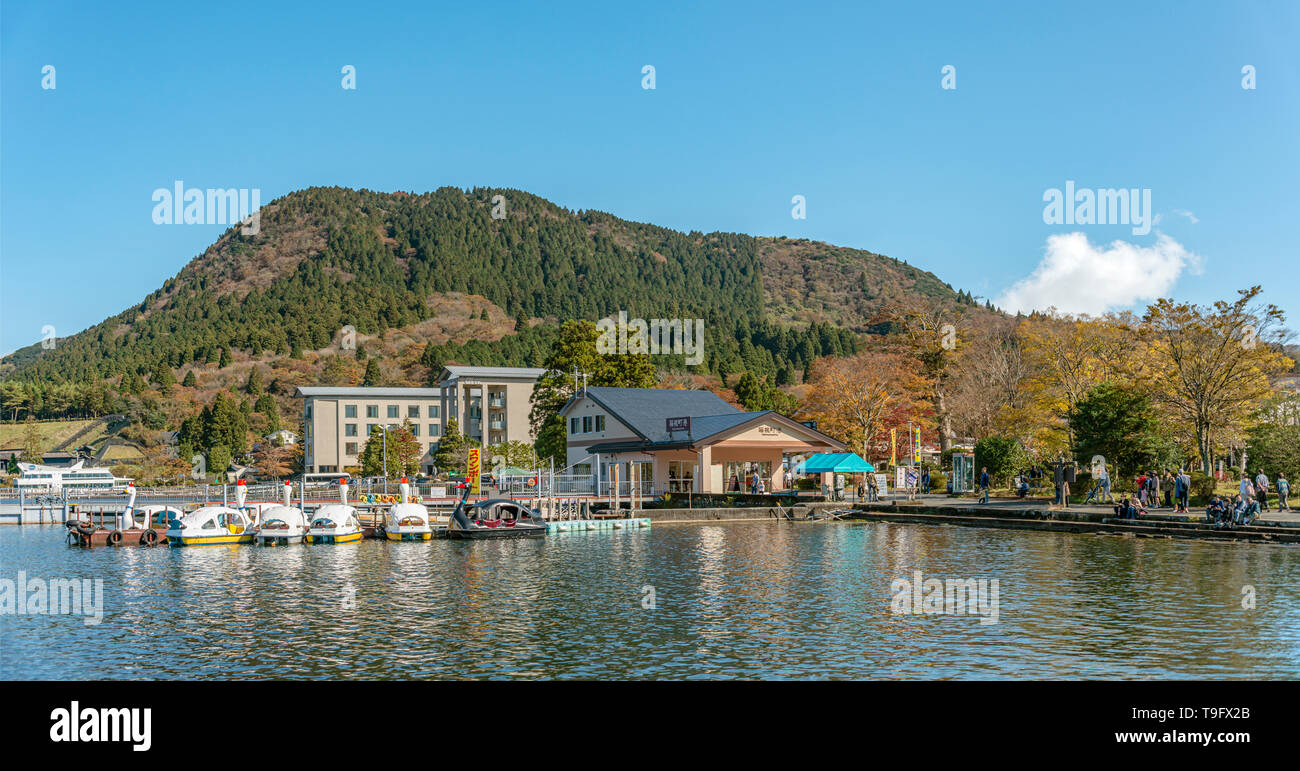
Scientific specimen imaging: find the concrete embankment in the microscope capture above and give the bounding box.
[845,500,1300,545]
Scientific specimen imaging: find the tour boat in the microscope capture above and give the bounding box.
[165,480,257,546]
[306,480,364,544]
[447,484,547,539]
[256,481,309,546]
[383,479,433,541]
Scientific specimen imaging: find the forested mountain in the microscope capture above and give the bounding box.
[2,186,967,391]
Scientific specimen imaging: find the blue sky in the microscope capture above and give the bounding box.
[2,0,1297,356]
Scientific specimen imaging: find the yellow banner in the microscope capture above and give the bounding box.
[890,428,897,467]
[913,426,922,464]
[468,448,481,495]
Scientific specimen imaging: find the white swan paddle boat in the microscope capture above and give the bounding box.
[383,479,433,541]
[256,480,309,546]
[306,480,364,544]
[165,479,258,546]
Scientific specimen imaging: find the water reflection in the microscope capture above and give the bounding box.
[2,522,1299,679]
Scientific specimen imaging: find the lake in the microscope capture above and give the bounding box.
[2,521,1298,679]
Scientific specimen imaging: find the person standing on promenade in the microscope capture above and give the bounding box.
[1137,473,1148,506]
[1240,473,1255,506]
[1276,473,1290,512]
[1098,465,1113,503]
[1176,468,1191,513]
[921,468,931,495]
[979,467,990,504]
[1163,470,1174,508]
[1255,469,1270,512]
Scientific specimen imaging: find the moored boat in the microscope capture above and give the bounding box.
[306,480,364,544]
[446,484,547,539]
[256,480,308,545]
[165,480,257,546]
[383,479,433,541]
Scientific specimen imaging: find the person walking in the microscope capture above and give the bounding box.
[978,467,990,504]
[1276,473,1290,512]
[921,468,931,496]
[1176,468,1191,513]
[1255,469,1270,512]
[1098,465,1113,503]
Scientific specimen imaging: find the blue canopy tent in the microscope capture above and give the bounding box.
[793,452,875,474]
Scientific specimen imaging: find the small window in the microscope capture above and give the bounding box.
[582,416,592,433]
[366,405,378,418]
[344,405,357,418]
[345,442,357,455]
[595,415,605,432]
[429,424,441,437]
[202,519,217,530]
[345,424,357,437]
[305,405,313,419]
[411,425,419,437]
[570,417,578,434]
[408,405,420,418]
[430,405,441,418]
[387,405,399,419]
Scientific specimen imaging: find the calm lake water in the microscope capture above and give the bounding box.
[3,521,1299,679]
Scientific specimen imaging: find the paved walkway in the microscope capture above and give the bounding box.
[837,493,1300,526]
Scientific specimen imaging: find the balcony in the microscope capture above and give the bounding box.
[488,397,505,408]
[489,420,505,430]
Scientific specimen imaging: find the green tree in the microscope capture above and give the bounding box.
[207,445,231,479]
[218,347,233,368]
[359,422,422,477]
[181,370,198,388]
[245,366,264,396]
[974,436,1029,488]
[152,362,176,389]
[529,320,657,464]
[362,358,382,386]
[19,418,44,463]
[1072,381,1172,481]
[434,418,468,473]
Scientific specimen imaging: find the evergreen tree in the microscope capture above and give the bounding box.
[245,366,264,396]
[362,358,382,386]
[181,370,198,388]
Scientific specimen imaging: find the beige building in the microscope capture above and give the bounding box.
[299,366,544,475]
[560,387,846,494]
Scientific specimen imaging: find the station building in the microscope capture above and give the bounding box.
[559,386,846,493]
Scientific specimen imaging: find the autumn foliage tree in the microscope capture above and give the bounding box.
[797,351,931,463]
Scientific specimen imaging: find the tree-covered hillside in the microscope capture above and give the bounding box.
[1,186,962,387]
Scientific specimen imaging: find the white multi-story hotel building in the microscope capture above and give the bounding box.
[298,366,546,474]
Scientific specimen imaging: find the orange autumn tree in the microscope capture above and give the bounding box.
[798,352,931,464]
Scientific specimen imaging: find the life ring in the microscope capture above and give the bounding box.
[107,530,123,546]
[76,522,98,538]
[141,529,160,546]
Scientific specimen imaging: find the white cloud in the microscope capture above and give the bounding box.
[996,232,1202,316]
[1173,209,1199,224]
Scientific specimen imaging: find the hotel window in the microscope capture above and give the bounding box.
[411,425,419,437]
[387,405,399,419]
[345,405,357,418]
[430,405,441,419]
[366,405,379,418]
[595,415,605,432]
[345,424,357,437]
[345,442,357,456]
[429,424,441,437]
[408,405,420,418]
[570,417,579,434]
[582,416,592,433]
